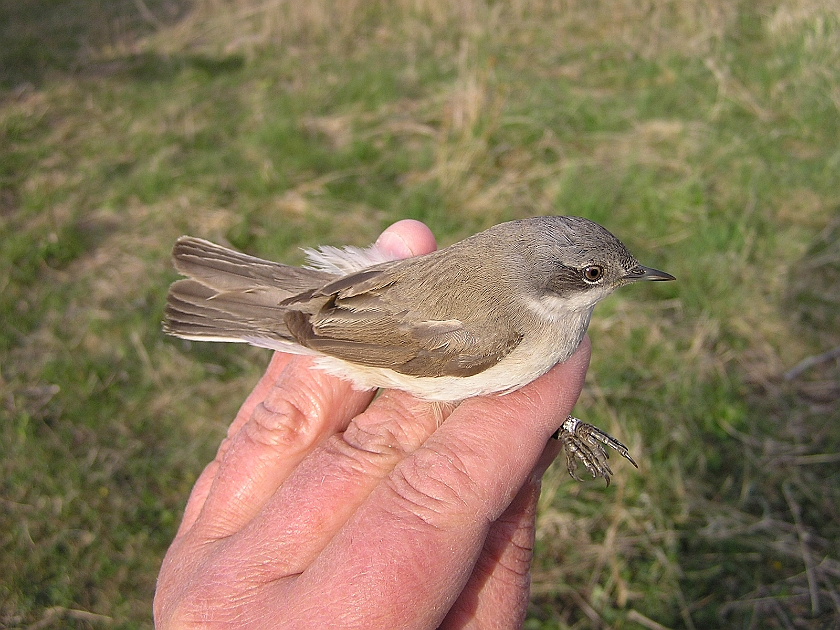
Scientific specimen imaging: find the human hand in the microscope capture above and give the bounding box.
[153,220,592,629]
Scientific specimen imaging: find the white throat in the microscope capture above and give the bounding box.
[527,288,606,323]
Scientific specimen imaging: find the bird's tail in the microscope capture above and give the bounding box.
[163,236,333,350]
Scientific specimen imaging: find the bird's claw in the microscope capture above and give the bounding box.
[551,416,638,486]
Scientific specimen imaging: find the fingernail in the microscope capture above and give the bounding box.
[375,230,415,258]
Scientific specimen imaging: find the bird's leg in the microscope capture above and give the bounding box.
[551,416,638,487]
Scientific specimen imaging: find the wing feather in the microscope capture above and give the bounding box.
[284,270,523,377]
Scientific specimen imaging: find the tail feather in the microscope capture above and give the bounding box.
[164,237,335,347]
[166,279,291,322]
[163,279,293,343]
[172,236,333,297]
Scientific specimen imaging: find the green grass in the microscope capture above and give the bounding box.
[2,0,839,627]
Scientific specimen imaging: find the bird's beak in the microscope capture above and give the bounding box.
[625,265,676,282]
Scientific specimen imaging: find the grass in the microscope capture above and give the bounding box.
[2,0,839,627]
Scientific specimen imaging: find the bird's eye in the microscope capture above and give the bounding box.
[583,265,604,283]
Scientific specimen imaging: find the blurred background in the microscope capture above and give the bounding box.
[2,0,839,627]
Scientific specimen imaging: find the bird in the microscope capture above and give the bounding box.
[164,216,674,484]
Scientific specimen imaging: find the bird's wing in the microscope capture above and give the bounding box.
[283,265,523,377]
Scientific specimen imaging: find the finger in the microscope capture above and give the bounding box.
[228,352,295,440]
[215,391,452,578]
[157,222,440,626]
[177,352,293,537]
[275,340,592,628]
[440,476,539,629]
[158,390,451,630]
[375,219,437,257]
[188,356,376,540]
[440,441,562,629]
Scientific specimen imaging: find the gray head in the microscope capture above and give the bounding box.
[489,216,674,311]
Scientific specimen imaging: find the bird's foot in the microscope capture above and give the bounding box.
[551,416,638,486]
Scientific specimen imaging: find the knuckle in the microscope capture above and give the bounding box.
[311,421,413,486]
[322,397,440,472]
[157,556,269,629]
[243,398,315,450]
[342,418,411,457]
[500,542,535,581]
[386,441,487,526]
[485,524,535,581]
